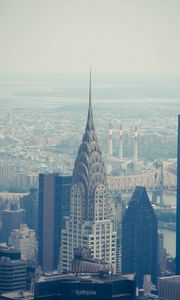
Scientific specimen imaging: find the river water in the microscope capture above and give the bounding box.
[149,192,176,258]
[159,228,176,258]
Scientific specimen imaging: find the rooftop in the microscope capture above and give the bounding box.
[0,291,33,300]
[159,275,180,282]
[37,272,135,284]
[0,257,26,265]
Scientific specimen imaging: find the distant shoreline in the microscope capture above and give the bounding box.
[158,222,176,232]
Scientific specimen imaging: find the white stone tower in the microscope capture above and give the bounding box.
[60,72,116,273]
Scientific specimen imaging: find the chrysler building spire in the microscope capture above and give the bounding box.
[73,70,107,221]
[86,68,95,131]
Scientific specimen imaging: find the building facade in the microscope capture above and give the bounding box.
[0,243,21,260]
[1,206,25,244]
[122,186,158,288]
[20,188,39,236]
[176,115,180,274]
[34,273,136,300]
[9,224,37,263]
[0,257,26,293]
[38,173,71,271]
[59,74,116,273]
[158,276,180,300]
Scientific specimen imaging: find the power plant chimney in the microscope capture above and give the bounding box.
[108,124,113,156]
[134,124,138,162]
[119,123,123,159]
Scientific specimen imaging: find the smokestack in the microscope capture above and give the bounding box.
[108,124,113,156]
[119,123,123,159]
[134,124,138,162]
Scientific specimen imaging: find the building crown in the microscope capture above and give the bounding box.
[72,71,107,220]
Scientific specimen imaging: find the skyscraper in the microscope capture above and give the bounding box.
[38,174,71,271]
[122,186,158,288]
[59,73,116,273]
[176,115,180,274]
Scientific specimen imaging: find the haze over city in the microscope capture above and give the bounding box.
[0,1,180,300]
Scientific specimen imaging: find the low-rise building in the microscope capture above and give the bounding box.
[34,272,136,300]
[0,257,26,293]
[158,275,180,300]
[9,224,37,264]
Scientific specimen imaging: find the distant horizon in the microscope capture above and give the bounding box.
[0,71,180,85]
[1,70,180,75]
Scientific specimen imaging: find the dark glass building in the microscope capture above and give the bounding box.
[20,188,39,235]
[176,115,180,275]
[34,273,136,300]
[122,186,158,288]
[38,174,72,271]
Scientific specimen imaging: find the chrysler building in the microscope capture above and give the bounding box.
[60,73,116,273]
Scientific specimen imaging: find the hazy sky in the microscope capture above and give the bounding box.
[0,0,180,73]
